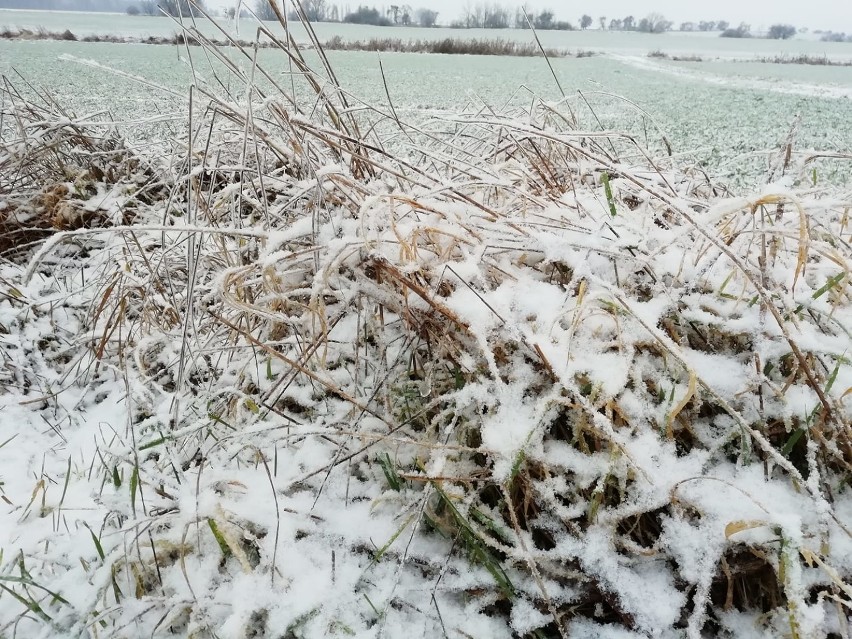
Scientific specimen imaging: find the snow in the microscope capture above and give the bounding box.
[615,54,852,100]
[1,24,851,639]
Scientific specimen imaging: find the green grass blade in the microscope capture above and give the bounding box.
[377,453,403,491]
[84,524,106,561]
[781,428,806,457]
[601,172,617,217]
[0,583,53,622]
[207,519,232,559]
[129,464,139,516]
[812,273,845,300]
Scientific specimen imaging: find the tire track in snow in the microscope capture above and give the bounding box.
[613,54,852,100]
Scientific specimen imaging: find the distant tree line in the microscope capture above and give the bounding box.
[341,6,392,26]
[214,1,325,22]
[717,23,800,39]
[340,6,441,27]
[598,13,674,33]
[678,20,730,31]
[767,24,796,39]
[720,23,752,38]
[450,5,573,30]
[818,31,852,42]
[243,2,437,27]
[9,0,822,42]
[520,10,573,31]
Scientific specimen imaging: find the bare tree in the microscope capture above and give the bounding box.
[254,0,280,20]
[511,3,531,28]
[457,3,511,29]
[768,24,796,39]
[461,2,476,27]
[482,4,509,28]
[534,10,554,30]
[295,0,327,21]
[580,14,592,29]
[416,7,438,26]
[720,22,751,37]
[159,0,205,17]
[638,13,672,33]
[599,16,606,30]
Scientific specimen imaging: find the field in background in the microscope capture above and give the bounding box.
[2,26,852,186]
[4,9,852,60]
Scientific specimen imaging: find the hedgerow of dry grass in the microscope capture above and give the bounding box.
[0,79,164,262]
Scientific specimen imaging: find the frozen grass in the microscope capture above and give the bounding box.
[754,54,852,67]
[0,26,77,41]
[0,25,182,45]
[1,8,851,639]
[0,26,267,47]
[647,50,704,62]
[321,35,571,57]
[648,50,852,67]
[0,81,164,260]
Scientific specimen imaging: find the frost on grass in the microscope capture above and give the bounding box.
[1,31,851,639]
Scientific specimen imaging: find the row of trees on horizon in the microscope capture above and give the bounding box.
[3,0,848,41]
[245,2,822,40]
[128,1,828,40]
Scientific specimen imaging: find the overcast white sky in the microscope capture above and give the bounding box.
[219,0,852,32]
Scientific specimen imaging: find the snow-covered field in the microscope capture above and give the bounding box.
[4,9,852,61]
[3,33,852,187]
[1,13,851,639]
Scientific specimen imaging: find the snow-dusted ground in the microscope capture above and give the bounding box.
[615,54,852,100]
[1,22,851,639]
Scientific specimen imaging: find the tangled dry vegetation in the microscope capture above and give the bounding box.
[0,82,163,261]
[0,11,851,639]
